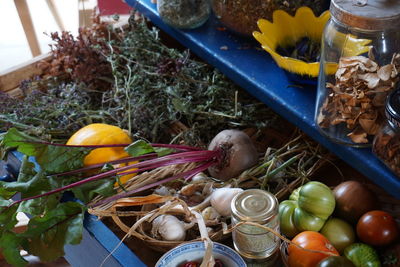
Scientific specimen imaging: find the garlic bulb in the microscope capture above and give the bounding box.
[151,215,188,241]
[210,188,243,217]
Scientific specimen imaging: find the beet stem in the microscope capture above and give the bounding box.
[91,161,215,208]
[23,140,201,151]
[7,150,220,208]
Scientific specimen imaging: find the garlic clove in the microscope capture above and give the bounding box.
[201,206,221,220]
[210,188,243,217]
[191,172,208,183]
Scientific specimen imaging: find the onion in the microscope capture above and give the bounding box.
[207,129,258,181]
[333,181,379,224]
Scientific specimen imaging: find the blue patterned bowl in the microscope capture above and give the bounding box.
[155,241,246,267]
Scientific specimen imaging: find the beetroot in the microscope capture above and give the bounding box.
[207,129,258,181]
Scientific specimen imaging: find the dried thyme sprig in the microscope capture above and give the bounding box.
[101,18,280,145]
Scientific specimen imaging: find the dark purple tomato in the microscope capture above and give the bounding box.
[316,256,355,267]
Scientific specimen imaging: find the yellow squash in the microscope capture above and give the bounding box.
[67,123,137,185]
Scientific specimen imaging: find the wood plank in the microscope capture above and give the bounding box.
[0,53,50,93]
[45,0,65,31]
[14,0,41,57]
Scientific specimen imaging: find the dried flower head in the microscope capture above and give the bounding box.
[39,14,119,91]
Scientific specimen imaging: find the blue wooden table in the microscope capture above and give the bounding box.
[125,0,400,200]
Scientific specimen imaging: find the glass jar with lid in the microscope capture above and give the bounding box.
[211,0,330,37]
[315,0,400,147]
[373,89,400,177]
[230,189,280,265]
[157,0,211,29]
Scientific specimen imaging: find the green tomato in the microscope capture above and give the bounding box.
[278,200,299,238]
[317,256,355,267]
[344,243,381,267]
[320,217,355,253]
[289,186,301,201]
[298,181,335,220]
[293,208,326,232]
[279,181,336,236]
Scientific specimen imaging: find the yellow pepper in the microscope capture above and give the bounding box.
[66,123,137,185]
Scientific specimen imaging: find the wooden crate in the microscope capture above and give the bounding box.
[0,53,49,98]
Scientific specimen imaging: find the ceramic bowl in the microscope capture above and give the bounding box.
[253,7,371,83]
[155,241,246,267]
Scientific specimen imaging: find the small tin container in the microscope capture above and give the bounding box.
[373,89,400,177]
[231,189,280,263]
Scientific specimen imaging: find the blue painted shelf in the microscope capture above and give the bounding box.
[125,0,400,199]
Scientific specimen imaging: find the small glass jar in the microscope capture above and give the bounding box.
[211,0,330,37]
[373,89,400,177]
[315,0,400,147]
[231,189,280,264]
[157,0,211,29]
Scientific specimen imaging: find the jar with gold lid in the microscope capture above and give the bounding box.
[230,189,280,265]
[315,0,400,147]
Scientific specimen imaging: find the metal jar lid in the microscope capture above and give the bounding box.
[330,0,400,31]
[385,89,400,128]
[231,189,278,222]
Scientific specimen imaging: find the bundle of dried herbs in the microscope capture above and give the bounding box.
[317,54,400,143]
[211,0,329,36]
[38,15,116,91]
[1,15,281,146]
[0,82,110,141]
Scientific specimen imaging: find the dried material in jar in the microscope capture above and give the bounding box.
[373,131,400,177]
[212,0,328,36]
[158,0,210,29]
[317,54,400,143]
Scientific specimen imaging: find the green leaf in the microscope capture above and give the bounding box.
[2,160,50,194]
[0,204,18,231]
[72,178,115,203]
[125,140,174,158]
[0,186,16,199]
[172,98,189,113]
[125,139,155,156]
[21,201,85,262]
[2,128,90,173]
[154,147,174,157]
[0,204,24,266]
[0,231,28,267]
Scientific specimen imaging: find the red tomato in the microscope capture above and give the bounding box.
[356,210,399,246]
[288,231,339,267]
